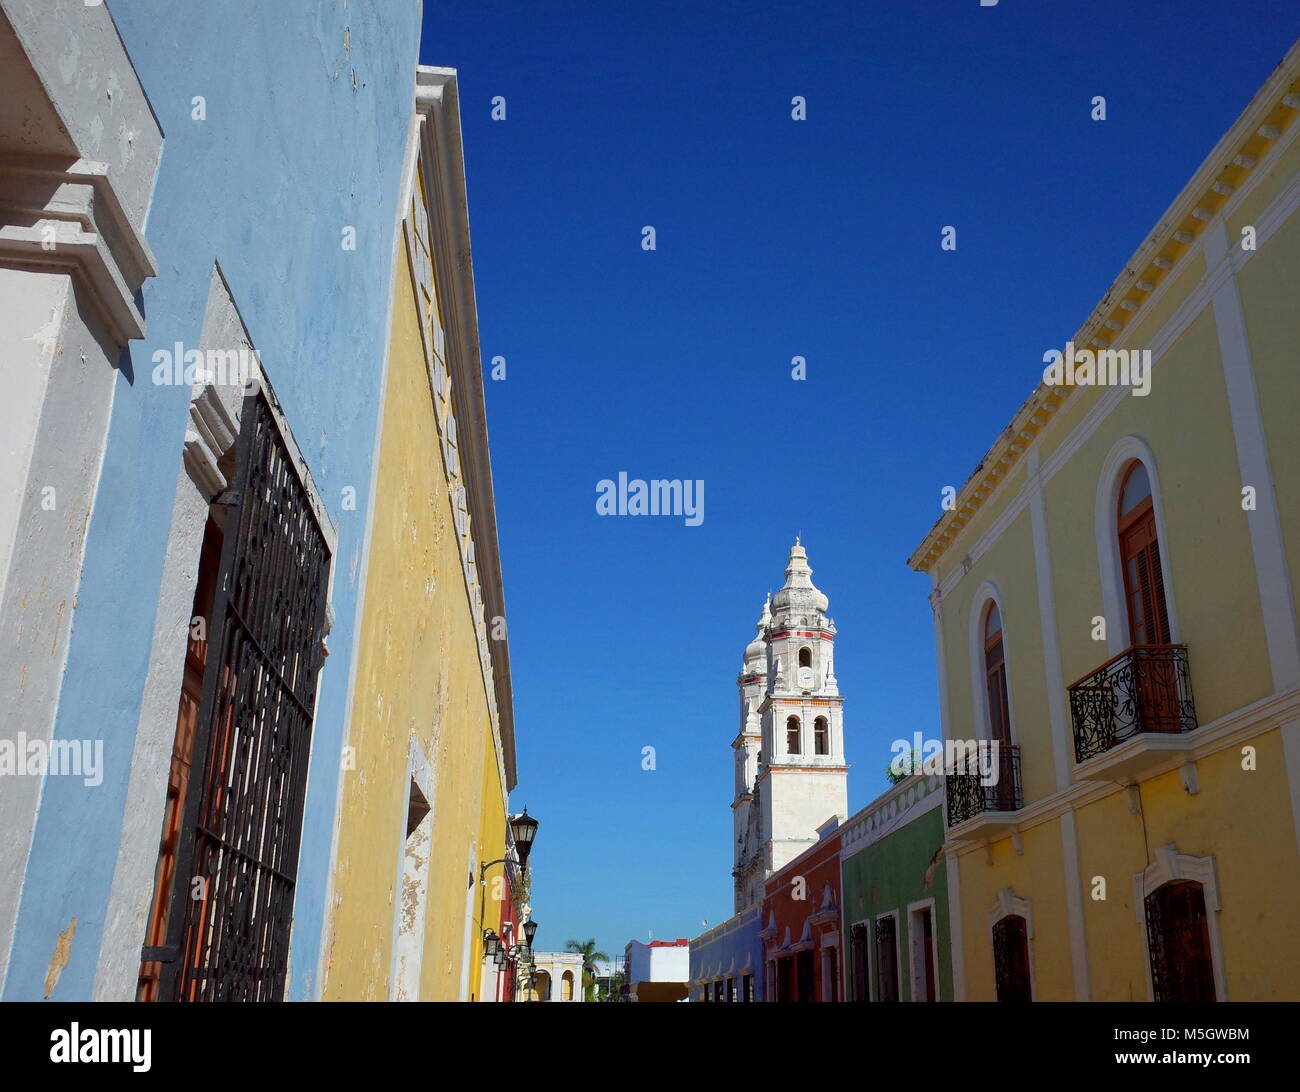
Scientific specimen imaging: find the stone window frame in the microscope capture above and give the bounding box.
[1094,436,1182,657]
[1132,844,1227,1002]
[987,887,1036,1002]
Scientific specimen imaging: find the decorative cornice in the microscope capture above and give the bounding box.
[839,773,944,859]
[414,67,517,790]
[0,155,158,344]
[908,40,1300,574]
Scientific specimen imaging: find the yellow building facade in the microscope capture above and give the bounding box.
[911,42,1300,1002]
[320,68,520,1002]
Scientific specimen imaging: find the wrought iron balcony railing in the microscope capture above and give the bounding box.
[945,743,1021,827]
[1067,644,1197,763]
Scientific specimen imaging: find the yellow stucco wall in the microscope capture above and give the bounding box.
[1238,205,1300,638]
[957,818,1076,1001]
[321,181,509,1002]
[1136,732,1300,999]
[1069,730,1300,1001]
[940,509,1059,804]
[1073,793,1149,1001]
[1048,307,1269,720]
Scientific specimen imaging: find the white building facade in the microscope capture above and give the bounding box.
[623,938,690,1002]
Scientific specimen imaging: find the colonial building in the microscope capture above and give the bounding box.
[760,820,844,1002]
[733,542,849,911]
[0,0,419,1001]
[839,774,950,1002]
[909,40,1300,1001]
[519,952,583,1002]
[320,66,520,1004]
[689,904,765,1002]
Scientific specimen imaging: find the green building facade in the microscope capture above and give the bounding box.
[840,774,952,1002]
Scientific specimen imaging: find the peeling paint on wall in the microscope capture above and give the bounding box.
[43,917,76,999]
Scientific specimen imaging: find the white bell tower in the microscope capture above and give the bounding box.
[732,541,848,912]
[732,596,769,905]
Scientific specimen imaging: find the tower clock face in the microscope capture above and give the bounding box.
[798,666,814,689]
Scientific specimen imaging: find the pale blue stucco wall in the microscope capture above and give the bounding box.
[4,0,420,1001]
[688,904,765,1001]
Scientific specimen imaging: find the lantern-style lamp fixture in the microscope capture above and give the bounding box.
[523,917,539,949]
[510,808,539,867]
[483,930,500,959]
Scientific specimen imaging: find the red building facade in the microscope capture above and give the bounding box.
[760,822,844,1001]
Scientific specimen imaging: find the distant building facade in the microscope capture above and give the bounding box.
[623,938,689,1002]
[520,952,583,1002]
[689,904,764,1002]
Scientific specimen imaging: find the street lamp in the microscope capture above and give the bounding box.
[509,808,539,868]
[477,810,540,1002]
[480,809,541,881]
[524,917,539,950]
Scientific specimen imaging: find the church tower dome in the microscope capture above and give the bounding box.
[770,539,829,619]
[743,595,771,667]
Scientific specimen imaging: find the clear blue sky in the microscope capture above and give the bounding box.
[418,1,1299,959]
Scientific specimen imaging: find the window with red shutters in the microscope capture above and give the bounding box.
[984,604,1012,746]
[1119,462,1172,647]
[1117,462,1179,734]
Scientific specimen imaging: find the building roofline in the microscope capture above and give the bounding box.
[908,38,1300,574]
[414,66,518,790]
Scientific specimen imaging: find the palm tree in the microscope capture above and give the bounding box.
[564,938,609,1002]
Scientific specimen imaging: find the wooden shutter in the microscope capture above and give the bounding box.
[1121,501,1171,647]
[985,637,1012,745]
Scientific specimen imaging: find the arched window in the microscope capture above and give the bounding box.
[786,715,801,755]
[1118,460,1171,647]
[534,969,551,1001]
[1145,880,1215,1001]
[561,970,575,1001]
[798,647,812,668]
[992,915,1032,1002]
[814,716,829,755]
[983,603,1012,746]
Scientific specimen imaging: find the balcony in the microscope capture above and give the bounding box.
[1068,644,1198,781]
[945,743,1022,838]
